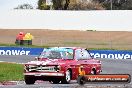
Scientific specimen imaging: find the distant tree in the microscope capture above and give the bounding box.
[99,0,132,10]
[52,0,62,9]
[63,0,70,10]
[14,4,33,9]
[37,0,50,10]
[37,0,132,10]
[37,0,70,10]
[52,0,69,10]
[68,0,105,10]
[120,0,132,10]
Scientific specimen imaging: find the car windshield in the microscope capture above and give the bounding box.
[39,48,74,59]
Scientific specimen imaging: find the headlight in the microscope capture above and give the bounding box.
[24,64,29,72]
[28,65,36,68]
[24,65,37,72]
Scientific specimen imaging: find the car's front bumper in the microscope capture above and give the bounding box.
[24,72,64,76]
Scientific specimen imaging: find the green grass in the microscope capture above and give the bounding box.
[0,62,24,82]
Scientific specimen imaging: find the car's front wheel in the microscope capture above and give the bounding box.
[24,76,36,84]
[50,79,61,84]
[61,70,71,84]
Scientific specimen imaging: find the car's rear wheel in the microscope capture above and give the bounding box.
[61,70,71,84]
[77,76,86,85]
[91,68,96,74]
[24,76,35,84]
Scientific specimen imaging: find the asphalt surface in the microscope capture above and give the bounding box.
[0,55,132,88]
[0,55,37,63]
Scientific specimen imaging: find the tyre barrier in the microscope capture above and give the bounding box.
[15,40,32,45]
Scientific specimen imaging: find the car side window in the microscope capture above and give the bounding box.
[75,49,91,60]
[61,51,73,59]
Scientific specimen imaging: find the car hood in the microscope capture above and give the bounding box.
[25,59,72,66]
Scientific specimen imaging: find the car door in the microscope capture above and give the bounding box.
[75,49,91,74]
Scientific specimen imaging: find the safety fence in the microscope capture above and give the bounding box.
[0,47,132,60]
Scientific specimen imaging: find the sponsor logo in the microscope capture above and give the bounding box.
[77,74,131,85]
[0,50,30,55]
[90,53,132,59]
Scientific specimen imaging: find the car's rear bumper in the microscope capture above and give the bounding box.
[24,72,64,76]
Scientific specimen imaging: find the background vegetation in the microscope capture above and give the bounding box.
[13,0,132,10]
[37,0,132,10]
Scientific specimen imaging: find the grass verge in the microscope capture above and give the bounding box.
[0,62,24,82]
[0,43,129,50]
[0,43,50,48]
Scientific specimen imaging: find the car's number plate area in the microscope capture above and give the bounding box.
[35,73,42,76]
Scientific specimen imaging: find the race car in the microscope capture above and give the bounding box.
[24,47,102,84]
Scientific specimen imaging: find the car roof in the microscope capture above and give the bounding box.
[48,47,85,50]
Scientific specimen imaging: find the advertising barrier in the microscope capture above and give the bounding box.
[0,47,43,55]
[77,74,131,85]
[89,50,132,60]
[0,47,132,60]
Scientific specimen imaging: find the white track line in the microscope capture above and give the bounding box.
[0,61,24,64]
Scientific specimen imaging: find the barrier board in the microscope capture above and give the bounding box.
[0,47,43,55]
[0,47,132,59]
[89,50,132,60]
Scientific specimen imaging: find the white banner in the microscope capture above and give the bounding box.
[0,10,132,31]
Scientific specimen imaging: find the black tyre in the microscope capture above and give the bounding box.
[28,40,32,45]
[15,39,20,45]
[77,76,86,85]
[20,40,24,45]
[50,79,61,84]
[91,68,96,74]
[61,70,71,84]
[24,76,35,84]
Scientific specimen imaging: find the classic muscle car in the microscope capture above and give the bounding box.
[24,47,101,84]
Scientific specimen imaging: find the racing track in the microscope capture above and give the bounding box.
[0,55,132,88]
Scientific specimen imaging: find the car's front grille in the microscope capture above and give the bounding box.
[28,65,56,72]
